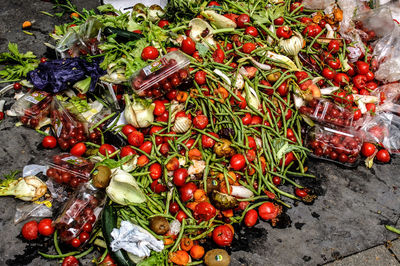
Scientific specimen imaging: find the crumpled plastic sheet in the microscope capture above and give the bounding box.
[14,202,52,224]
[27,57,106,93]
[302,0,335,9]
[111,221,164,258]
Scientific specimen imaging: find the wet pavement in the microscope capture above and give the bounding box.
[0,1,399,265]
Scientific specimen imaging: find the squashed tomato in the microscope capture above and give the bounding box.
[212,225,234,246]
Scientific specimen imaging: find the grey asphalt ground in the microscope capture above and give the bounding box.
[0,1,399,265]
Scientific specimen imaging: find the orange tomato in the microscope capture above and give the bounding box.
[169,250,190,265]
[190,245,205,260]
[180,237,194,251]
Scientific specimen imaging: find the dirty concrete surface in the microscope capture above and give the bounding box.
[0,1,399,265]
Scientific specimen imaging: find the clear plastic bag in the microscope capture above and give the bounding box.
[302,0,335,9]
[14,202,52,224]
[372,83,400,114]
[354,6,395,40]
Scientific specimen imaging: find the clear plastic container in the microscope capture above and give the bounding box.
[11,90,52,128]
[130,50,192,98]
[44,153,94,188]
[51,99,88,151]
[305,125,362,167]
[54,182,106,245]
[299,98,354,128]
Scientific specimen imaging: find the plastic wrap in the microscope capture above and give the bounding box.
[55,182,106,245]
[14,202,52,224]
[354,6,395,40]
[302,0,335,9]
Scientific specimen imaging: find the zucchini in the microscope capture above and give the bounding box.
[103,27,143,43]
[102,202,135,266]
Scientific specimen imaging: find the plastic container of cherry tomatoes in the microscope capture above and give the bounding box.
[51,99,89,151]
[130,50,192,98]
[299,98,354,128]
[11,90,52,128]
[305,125,362,167]
[54,182,106,246]
[44,153,94,188]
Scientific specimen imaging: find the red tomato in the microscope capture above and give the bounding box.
[299,17,313,24]
[302,24,322,37]
[242,42,256,54]
[366,81,378,91]
[290,2,303,13]
[42,136,57,149]
[365,71,374,81]
[276,26,292,39]
[328,40,341,53]
[294,71,308,82]
[376,149,390,163]
[139,141,152,154]
[353,75,367,89]
[99,144,116,157]
[120,146,136,158]
[246,149,256,162]
[79,232,90,243]
[173,168,188,187]
[21,220,38,240]
[194,202,216,221]
[245,26,258,37]
[322,68,336,80]
[62,256,79,266]
[137,155,149,166]
[258,202,278,220]
[141,46,159,60]
[244,209,258,227]
[70,238,81,248]
[176,210,188,222]
[179,182,197,201]
[212,48,225,63]
[128,131,144,147]
[82,223,93,233]
[193,115,209,129]
[194,71,207,85]
[151,180,167,193]
[181,37,196,55]
[169,202,180,215]
[272,176,281,185]
[277,82,288,96]
[353,108,362,121]
[356,61,370,75]
[13,82,22,90]
[237,14,250,28]
[347,63,356,76]
[70,143,86,157]
[158,20,170,28]
[334,73,350,86]
[153,101,166,116]
[208,1,221,6]
[230,154,246,170]
[201,132,218,148]
[38,218,54,236]
[160,143,170,155]
[361,142,376,157]
[366,103,376,113]
[247,136,257,150]
[295,188,308,198]
[274,16,284,25]
[121,124,136,137]
[241,113,252,125]
[281,152,295,167]
[149,163,162,180]
[327,58,341,69]
[212,225,234,246]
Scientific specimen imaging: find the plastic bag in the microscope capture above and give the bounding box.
[14,202,52,224]
[354,6,395,40]
[373,25,400,83]
[360,112,400,153]
[302,0,335,9]
[372,83,400,114]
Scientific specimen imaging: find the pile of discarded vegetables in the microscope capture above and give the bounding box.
[1,0,399,265]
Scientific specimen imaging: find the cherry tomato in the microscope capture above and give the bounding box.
[141,46,159,60]
[376,149,390,163]
[137,154,149,166]
[274,16,284,25]
[244,209,258,227]
[99,144,116,157]
[208,1,221,6]
[180,182,197,201]
[121,124,136,137]
[181,37,196,55]
[21,220,38,240]
[176,210,188,222]
[70,238,81,248]
[365,71,374,81]
[62,256,79,266]
[353,74,367,89]
[212,48,225,63]
[366,103,376,113]
[13,82,22,90]
[237,14,250,28]
[294,71,308,82]
[139,141,152,154]
[328,40,341,54]
[361,142,376,157]
[42,136,57,149]
[173,168,188,187]
[82,223,93,233]
[158,20,170,28]
[194,71,207,85]
[153,101,166,116]
[245,26,258,37]
[290,2,303,13]
[169,202,180,215]
[302,24,322,37]
[356,60,370,75]
[201,132,218,148]
[151,180,167,194]
[230,154,246,170]
[353,108,362,121]
[334,73,350,86]
[194,202,216,221]
[328,58,341,69]
[128,131,144,147]
[193,115,209,129]
[241,113,252,125]
[295,188,308,198]
[38,218,54,236]
[149,163,162,180]
[258,202,278,220]
[70,143,86,157]
[272,176,281,185]
[281,152,295,167]
[79,232,90,243]
[322,68,336,80]
[120,146,135,158]
[347,63,356,76]
[366,81,378,91]
[299,17,313,24]
[276,26,292,39]
[277,82,288,96]
[242,42,256,54]
[212,225,234,246]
